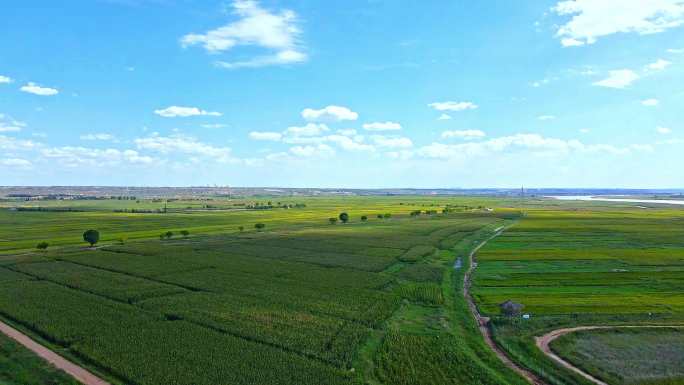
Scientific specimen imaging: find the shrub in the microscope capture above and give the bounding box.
[238,226,244,232]
[329,217,338,224]
[180,230,190,238]
[361,215,368,222]
[255,223,265,231]
[36,241,49,250]
[165,231,174,239]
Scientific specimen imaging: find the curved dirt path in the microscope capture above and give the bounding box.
[464,226,546,385]
[536,325,684,385]
[0,320,111,385]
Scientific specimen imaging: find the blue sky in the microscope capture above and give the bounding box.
[1,0,684,188]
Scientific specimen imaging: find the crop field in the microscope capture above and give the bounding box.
[0,196,530,385]
[0,332,79,385]
[472,202,684,385]
[550,327,684,385]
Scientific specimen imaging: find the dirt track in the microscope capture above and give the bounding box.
[463,227,546,385]
[0,319,111,385]
[536,325,684,385]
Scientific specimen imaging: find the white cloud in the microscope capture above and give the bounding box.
[641,98,660,106]
[537,115,557,121]
[428,101,478,111]
[337,128,357,136]
[657,126,672,134]
[362,121,402,131]
[289,144,334,158]
[0,135,39,151]
[1,158,32,168]
[326,134,375,152]
[553,0,684,46]
[0,75,12,84]
[0,114,26,133]
[249,131,282,141]
[667,48,684,53]
[181,0,307,69]
[135,133,234,162]
[646,59,672,70]
[201,123,228,129]
[592,69,639,89]
[441,130,486,140]
[284,123,330,137]
[371,135,413,148]
[437,113,452,120]
[301,105,358,122]
[417,133,646,159]
[20,82,59,96]
[80,133,116,141]
[42,146,155,167]
[154,106,222,118]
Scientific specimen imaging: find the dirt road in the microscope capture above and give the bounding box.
[463,227,546,385]
[0,319,111,385]
[536,325,684,385]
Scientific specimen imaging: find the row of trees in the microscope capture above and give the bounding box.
[328,212,392,224]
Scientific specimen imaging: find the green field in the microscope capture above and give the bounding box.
[473,203,684,385]
[3,195,684,385]
[0,195,528,385]
[0,332,79,385]
[550,328,684,385]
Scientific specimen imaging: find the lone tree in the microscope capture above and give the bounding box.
[36,241,49,251]
[83,229,100,247]
[361,215,368,222]
[165,231,174,239]
[238,226,244,232]
[383,213,392,219]
[377,214,383,219]
[254,223,265,231]
[500,300,524,317]
[329,217,338,224]
[339,212,349,223]
[180,230,190,238]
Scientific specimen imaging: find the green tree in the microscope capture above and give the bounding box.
[83,229,100,247]
[361,215,368,222]
[383,213,392,219]
[36,241,49,251]
[165,231,174,239]
[339,212,349,223]
[329,217,338,224]
[238,226,244,232]
[159,233,165,240]
[254,223,265,231]
[377,214,383,219]
[180,230,190,238]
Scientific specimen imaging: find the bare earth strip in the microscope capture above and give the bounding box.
[535,325,684,385]
[464,226,546,385]
[0,319,111,385]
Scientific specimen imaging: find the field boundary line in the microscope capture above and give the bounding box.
[463,224,546,385]
[0,319,111,385]
[535,325,684,385]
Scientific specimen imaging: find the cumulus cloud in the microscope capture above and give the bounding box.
[181,0,307,69]
[646,58,672,70]
[553,0,684,47]
[20,82,59,96]
[441,130,486,140]
[80,133,116,141]
[0,114,26,133]
[642,98,660,106]
[657,126,672,134]
[326,135,375,152]
[417,133,647,159]
[428,101,478,111]
[1,158,32,168]
[284,123,330,137]
[337,128,357,136]
[42,146,155,167]
[154,106,222,118]
[0,135,39,151]
[371,135,413,148]
[592,69,639,88]
[362,121,401,131]
[135,133,234,162]
[289,144,335,158]
[249,131,282,141]
[437,113,452,120]
[0,75,12,84]
[301,105,358,122]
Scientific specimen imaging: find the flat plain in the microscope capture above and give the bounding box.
[2,195,684,385]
